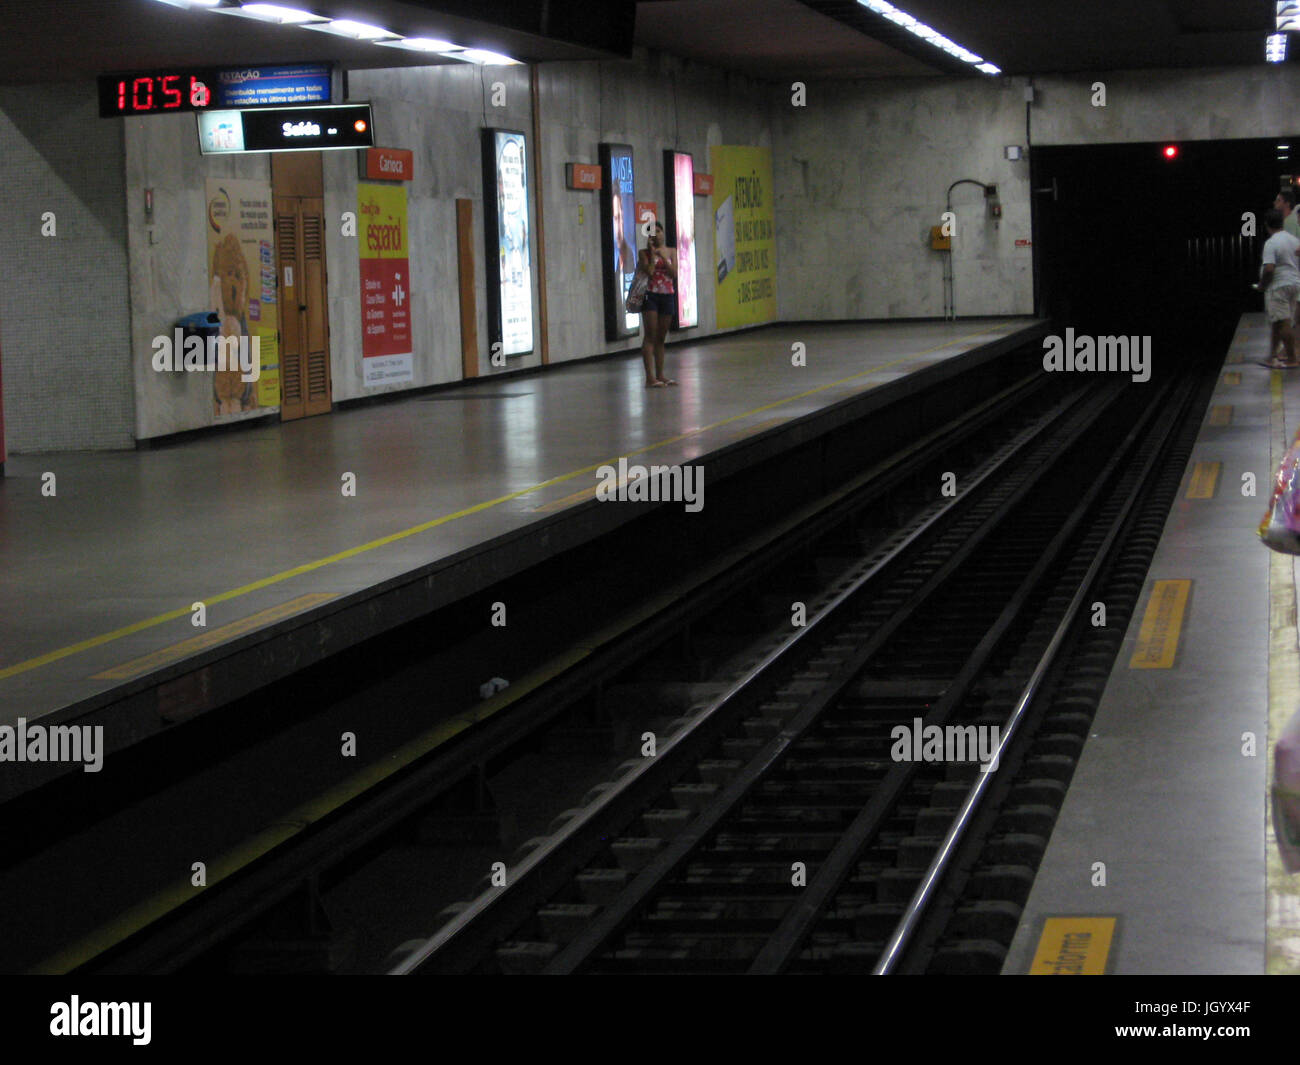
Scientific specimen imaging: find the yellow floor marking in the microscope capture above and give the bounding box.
[1185,461,1221,500]
[91,594,337,680]
[1028,916,1117,975]
[1207,405,1233,426]
[1265,355,1300,975]
[0,324,1011,683]
[725,415,793,441]
[1225,352,1243,364]
[1129,579,1191,669]
[1223,372,1241,385]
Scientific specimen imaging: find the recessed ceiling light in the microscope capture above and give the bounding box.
[235,4,322,24]
[453,48,521,65]
[857,0,999,74]
[375,37,463,52]
[303,18,398,40]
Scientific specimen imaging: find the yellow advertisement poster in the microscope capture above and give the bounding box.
[710,146,777,329]
[205,179,280,416]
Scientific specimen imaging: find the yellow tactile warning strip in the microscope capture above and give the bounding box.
[1027,916,1117,975]
[1223,372,1242,385]
[1208,405,1233,426]
[0,324,1012,684]
[1185,461,1221,500]
[1265,362,1300,974]
[91,594,337,680]
[1128,579,1192,669]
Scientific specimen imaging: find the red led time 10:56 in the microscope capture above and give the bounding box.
[97,69,222,117]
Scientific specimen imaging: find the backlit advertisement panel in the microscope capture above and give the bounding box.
[600,143,639,339]
[482,128,534,356]
[663,150,698,328]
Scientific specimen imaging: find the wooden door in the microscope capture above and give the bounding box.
[274,196,332,420]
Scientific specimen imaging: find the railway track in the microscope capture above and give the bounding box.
[390,364,1207,975]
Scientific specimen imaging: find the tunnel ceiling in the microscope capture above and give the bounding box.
[0,0,1286,84]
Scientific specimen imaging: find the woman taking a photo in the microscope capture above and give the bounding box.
[638,222,677,387]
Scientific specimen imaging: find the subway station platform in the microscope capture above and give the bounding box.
[1003,312,1300,976]
[0,317,1043,801]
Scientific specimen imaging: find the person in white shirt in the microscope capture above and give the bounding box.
[1260,208,1300,368]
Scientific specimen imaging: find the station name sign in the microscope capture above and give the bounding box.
[98,63,333,117]
[198,103,373,155]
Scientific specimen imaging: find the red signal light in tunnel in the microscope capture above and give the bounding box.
[1163,145,1179,160]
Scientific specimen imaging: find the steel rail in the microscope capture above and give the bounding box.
[870,372,1197,975]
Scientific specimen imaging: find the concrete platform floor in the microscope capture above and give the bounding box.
[1002,312,1300,976]
[0,318,1036,726]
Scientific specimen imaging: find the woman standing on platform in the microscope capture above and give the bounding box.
[638,222,678,388]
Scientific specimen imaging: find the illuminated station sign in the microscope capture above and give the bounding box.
[197,103,374,155]
[98,63,334,117]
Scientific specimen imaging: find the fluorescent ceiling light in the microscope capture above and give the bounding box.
[454,48,520,65]
[303,18,397,40]
[235,4,322,23]
[1268,33,1288,62]
[150,0,221,7]
[375,37,463,52]
[857,0,999,74]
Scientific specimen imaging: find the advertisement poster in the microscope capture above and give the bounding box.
[205,179,279,417]
[710,146,777,329]
[663,151,698,329]
[599,144,640,339]
[357,182,413,387]
[482,129,534,356]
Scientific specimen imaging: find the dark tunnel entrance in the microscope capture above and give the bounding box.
[1031,136,1297,371]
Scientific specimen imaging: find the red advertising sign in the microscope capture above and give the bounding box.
[693,172,714,196]
[365,147,413,181]
[358,183,413,386]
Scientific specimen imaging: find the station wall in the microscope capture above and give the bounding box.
[119,50,775,439]
[10,55,1300,451]
[1031,65,1300,146]
[772,75,1036,322]
[0,85,135,453]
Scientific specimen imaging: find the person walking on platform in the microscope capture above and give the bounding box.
[1260,208,1300,368]
[638,222,678,388]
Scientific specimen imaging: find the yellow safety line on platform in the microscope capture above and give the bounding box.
[1128,579,1191,669]
[1027,916,1117,975]
[1185,461,1221,500]
[0,325,1011,683]
[1265,364,1300,975]
[1208,405,1234,426]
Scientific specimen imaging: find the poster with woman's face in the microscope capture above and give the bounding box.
[672,152,698,328]
[606,145,639,334]
[494,131,533,355]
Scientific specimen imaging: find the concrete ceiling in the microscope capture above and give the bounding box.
[0,0,628,84]
[797,0,1282,76]
[0,0,1286,85]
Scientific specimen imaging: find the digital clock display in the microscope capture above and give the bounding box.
[98,64,333,118]
[99,69,221,116]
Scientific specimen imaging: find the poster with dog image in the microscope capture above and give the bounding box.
[205,180,280,417]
